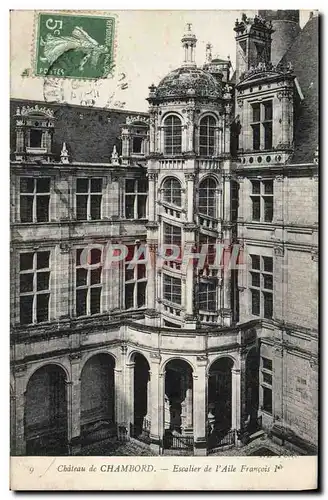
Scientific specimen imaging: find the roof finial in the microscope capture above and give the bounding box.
[111,145,120,165]
[60,142,70,164]
[181,23,197,67]
[206,43,213,63]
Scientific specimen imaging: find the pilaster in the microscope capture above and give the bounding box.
[68,353,81,455]
[231,367,241,445]
[149,353,162,454]
[193,359,207,455]
[13,367,27,455]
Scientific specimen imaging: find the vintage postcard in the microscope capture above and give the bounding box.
[9,9,319,490]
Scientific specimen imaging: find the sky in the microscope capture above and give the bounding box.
[10,10,312,112]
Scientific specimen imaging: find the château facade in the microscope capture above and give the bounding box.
[10,10,318,456]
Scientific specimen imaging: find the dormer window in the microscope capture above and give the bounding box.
[29,129,43,148]
[14,105,55,162]
[133,136,143,154]
[251,100,273,151]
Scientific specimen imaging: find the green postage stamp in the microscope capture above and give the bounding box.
[35,12,115,79]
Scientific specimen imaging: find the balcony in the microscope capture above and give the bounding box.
[197,159,220,171]
[158,159,186,170]
[197,215,219,231]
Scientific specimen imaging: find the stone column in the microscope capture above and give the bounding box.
[126,361,135,435]
[231,367,241,445]
[13,368,27,455]
[193,361,207,456]
[185,378,193,429]
[68,354,81,455]
[149,353,162,454]
[114,366,124,433]
[146,370,152,422]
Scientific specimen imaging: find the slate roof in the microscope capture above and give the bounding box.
[279,15,319,164]
[10,99,148,163]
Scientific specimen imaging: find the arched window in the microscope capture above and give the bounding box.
[199,177,217,217]
[162,177,182,206]
[164,115,182,155]
[199,116,216,156]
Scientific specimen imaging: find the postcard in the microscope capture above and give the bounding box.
[10,9,318,491]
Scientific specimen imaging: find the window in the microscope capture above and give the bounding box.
[164,115,182,155]
[261,357,273,414]
[250,255,273,319]
[76,178,102,221]
[20,177,50,223]
[251,180,273,222]
[125,178,148,219]
[199,233,216,267]
[163,223,182,266]
[250,100,273,151]
[132,136,143,154]
[75,248,102,317]
[163,222,181,246]
[29,129,43,148]
[199,116,216,156]
[163,274,181,305]
[199,280,217,311]
[199,177,217,217]
[19,251,50,325]
[124,244,147,309]
[162,177,182,207]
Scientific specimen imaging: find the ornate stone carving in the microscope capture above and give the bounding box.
[60,142,70,164]
[14,364,27,375]
[69,352,81,361]
[277,89,294,101]
[126,115,149,125]
[311,249,318,262]
[59,242,71,253]
[185,173,195,181]
[147,173,158,181]
[111,145,120,165]
[121,344,128,355]
[274,345,284,357]
[274,245,284,257]
[313,146,319,164]
[275,175,284,182]
[18,104,55,118]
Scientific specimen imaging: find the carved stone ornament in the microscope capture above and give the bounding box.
[60,142,70,164]
[111,145,120,165]
[69,352,81,361]
[59,242,71,253]
[185,173,195,181]
[274,245,284,257]
[17,104,55,118]
[126,115,149,125]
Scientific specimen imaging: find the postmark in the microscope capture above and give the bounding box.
[34,12,115,79]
